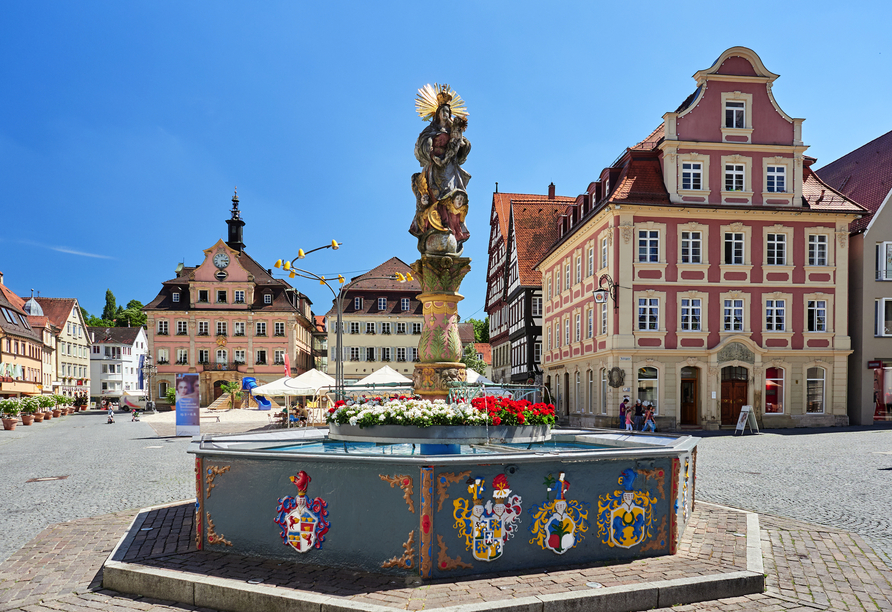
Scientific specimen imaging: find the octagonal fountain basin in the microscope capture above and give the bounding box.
[189,428,698,580]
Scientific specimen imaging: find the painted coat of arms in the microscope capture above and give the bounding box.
[528,472,589,554]
[453,474,522,562]
[274,470,330,553]
[596,468,657,549]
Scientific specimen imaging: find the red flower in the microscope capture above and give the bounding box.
[492,416,501,426]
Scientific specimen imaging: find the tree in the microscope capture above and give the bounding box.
[460,344,487,376]
[468,317,489,343]
[101,289,117,322]
[220,381,242,409]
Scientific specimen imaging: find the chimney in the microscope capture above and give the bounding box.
[548,183,555,200]
[0,271,4,285]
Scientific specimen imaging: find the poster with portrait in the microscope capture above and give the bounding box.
[175,373,200,436]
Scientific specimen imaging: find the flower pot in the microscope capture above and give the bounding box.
[21,414,34,426]
[33,412,44,422]
[2,418,17,431]
[52,409,61,418]
[44,411,53,420]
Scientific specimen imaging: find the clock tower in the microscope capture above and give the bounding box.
[226,188,246,252]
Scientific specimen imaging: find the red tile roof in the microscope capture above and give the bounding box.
[33,297,79,330]
[492,192,574,241]
[474,342,491,366]
[0,285,25,310]
[512,202,565,286]
[458,322,476,345]
[816,129,892,232]
[630,124,665,151]
[801,168,867,215]
[607,154,671,205]
[314,316,326,333]
[88,326,142,345]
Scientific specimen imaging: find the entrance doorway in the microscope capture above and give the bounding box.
[680,366,699,425]
[720,366,748,425]
[563,373,570,417]
[213,380,225,401]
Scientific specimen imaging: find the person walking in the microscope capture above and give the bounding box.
[619,397,628,430]
[633,399,644,431]
[643,405,656,432]
[624,409,634,432]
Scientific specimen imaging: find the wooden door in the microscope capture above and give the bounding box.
[213,380,225,401]
[680,380,698,425]
[721,380,747,425]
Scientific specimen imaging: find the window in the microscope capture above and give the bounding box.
[766,234,786,265]
[217,290,227,304]
[766,299,785,331]
[807,300,827,332]
[396,322,407,334]
[378,297,387,311]
[564,319,569,346]
[159,381,170,396]
[198,321,209,336]
[765,367,784,414]
[547,278,552,300]
[255,350,267,365]
[680,231,701,264]
[724,164,745,191]
[350,347,361,361]
[637,367,659,413]
[234,290,245,304]
[381,322,391,335]
[565,263,571,290]
[555,269,561,293]
[601,303,608,335]
[533,342,541,363]
[381,347,392,362]
[681,162,702,190]
[724,232,744,264]
[198,349,209,363]
[637,298,659,331]
[575,256,581,284]
[274,350,285,365]
[876,299,892,336]
[574,372,580,413]
[806,367,825,413]
[177,349,188,365]
[723,299,744,331]
[176,321,188,335]
[216,349,227,364]
[638,230,659,263]
[401,298,410,311]
[234,322,245,336]
[412,322,422,334]
[587,308,593,338]
[411,347,419,362]
[366,347,375,362]
[366,322,376,334]
[766,166,786,193]
[263,293,272,305]
[354,297,363,310]
[531,297,542,317]
[877,242,892,280]
[157,320,169,335]
[575,313,581,342]
[588,246,594,276]
[256,322,266,336]
[198,290,209,303]
[680,298,702,331]
[172,293,180,303]
[396,347,407,362]
[725,101,745,128]
[349,321,359,334]
[275,322,285,336]
[547,327,552,350]
[216,321,227,336]
[808,235,828,266]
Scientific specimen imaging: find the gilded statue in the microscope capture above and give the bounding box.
[409,84,471,256]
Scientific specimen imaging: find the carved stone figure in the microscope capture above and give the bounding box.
[410,84,471,256]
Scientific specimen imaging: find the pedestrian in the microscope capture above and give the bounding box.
[643,406,656,432]
[131,408,139,422]
[624,409,633,432]
[634,399,644,431]
[619,396,628,430]
[107,406,115,424]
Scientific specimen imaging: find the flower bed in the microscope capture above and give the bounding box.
[326,396,555,429]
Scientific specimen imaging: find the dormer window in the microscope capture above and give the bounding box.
[354,297,363,310]
[172,292,180,303]
[725,101,745,128]
[378,297,387,310]
[263,293,272,305]
[681,163,702,190]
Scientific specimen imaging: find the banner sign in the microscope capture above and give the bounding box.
[175,373,200,437]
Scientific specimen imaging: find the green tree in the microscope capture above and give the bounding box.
[460,344,487,376]
[101,289,117,322]
[468,317,489,343]
[165,388,176,405]
[220,381,242,409]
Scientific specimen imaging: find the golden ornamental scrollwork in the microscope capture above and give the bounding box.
[436,471,471,512]
[381,530,415,569]
[205,465,231,498]
[380,474,415,514]
[436,534,472,570]
[206,512,232,547]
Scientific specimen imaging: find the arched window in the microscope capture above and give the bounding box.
[806,367,825,413]
[575,372,581,413]
[765,367,784,414]
[216,349,227,364]
[600,368,608,414]
[637,367,659,414]
[587,370,594,413]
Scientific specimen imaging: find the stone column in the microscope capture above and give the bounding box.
[411,255,471,400]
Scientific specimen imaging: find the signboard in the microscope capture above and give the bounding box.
[175,373,200,437]
[733,405,759,436]
[868,360,884,369]
[593,290,609,304]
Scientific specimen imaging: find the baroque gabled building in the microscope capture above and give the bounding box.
[539,47,864,430]
[0,274,44,398]
[32,296,91,397]
[144,193,315,405]
[484,188,572,386]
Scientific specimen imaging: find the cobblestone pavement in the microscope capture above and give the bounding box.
[694,427,892,568]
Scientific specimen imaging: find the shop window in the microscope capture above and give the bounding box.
[765,367,784,414]
[637,367,659,414]
[806,367,825,413]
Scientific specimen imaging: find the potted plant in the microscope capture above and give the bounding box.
[19,396,39,425]
[1,399,20,430]
[35,395,54,421]
[220,381,243,409]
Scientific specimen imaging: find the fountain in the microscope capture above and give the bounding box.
[187,84,698,580]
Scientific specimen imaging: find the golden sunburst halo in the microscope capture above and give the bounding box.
[415,83,468,121]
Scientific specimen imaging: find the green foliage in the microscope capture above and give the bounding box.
[19,396,40,414]
[101,289,117,322]
[460,344,487,376]
[84,293,146,328]
[468,317,489,343]
[165,388,176,405]
[220,381,242,408]
[37,395,56,409]
[0,398,21,416]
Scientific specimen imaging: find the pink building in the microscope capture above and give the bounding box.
[539,47,865,430]
[144,194,315,406]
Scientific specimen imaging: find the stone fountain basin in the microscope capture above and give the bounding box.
[328,423,550,445]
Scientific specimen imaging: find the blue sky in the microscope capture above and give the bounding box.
[1,1,890,321]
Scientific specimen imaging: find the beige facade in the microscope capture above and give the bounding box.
[35,297,91,397]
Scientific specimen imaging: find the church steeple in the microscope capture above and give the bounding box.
[226,187,246,252]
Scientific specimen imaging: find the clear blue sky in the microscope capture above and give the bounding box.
[1,1,890,321]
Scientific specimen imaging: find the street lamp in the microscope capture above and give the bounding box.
[142,354,157,412]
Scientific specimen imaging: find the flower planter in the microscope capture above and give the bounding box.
[2,418,17,431]
[43,411,52,420]
[33,412,44,422]
[21,414,34,426]
[328,423,551,445]
[52,409,61,418]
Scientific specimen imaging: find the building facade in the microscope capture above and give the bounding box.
[33,297,91,397]
[325,257,422,384]
[540,47,864,430]
[0,275,44,398]
[88,326,149,402]
[144,193,316,405]
[817,129,892,425]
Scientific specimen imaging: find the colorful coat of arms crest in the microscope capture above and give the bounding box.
[453,474,522,562]
[274,470,330,553]
[596,468,657,549]
[528,472,589,554]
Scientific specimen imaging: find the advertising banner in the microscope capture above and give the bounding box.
[175,373,200,437]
